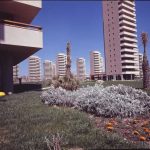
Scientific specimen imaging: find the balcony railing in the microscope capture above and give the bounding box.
[0,20,42,31]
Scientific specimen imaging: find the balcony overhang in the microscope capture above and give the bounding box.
[0,0,41,23]
[0,44,41,66]
[0,20,43,65]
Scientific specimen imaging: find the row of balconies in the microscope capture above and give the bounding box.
[119,14,136,23]
[119,9,136,18]
[119,3,135,13]
[120,42,138,48]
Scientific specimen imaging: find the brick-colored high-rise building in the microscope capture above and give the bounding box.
[76,58,86,80]
[56,53,67,77]
[29,56,41,82]
[102,0,139,80]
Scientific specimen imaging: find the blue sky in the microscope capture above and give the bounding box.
[20,1,150,76]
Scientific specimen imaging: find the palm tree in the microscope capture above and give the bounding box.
[141,32,150,89]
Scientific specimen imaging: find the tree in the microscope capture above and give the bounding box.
[141,32,150,89]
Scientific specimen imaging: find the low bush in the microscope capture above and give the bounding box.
[41,84,150,118]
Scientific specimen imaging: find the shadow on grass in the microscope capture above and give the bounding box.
[13,83,42,93]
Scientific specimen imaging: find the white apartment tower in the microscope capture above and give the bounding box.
[13,65,19,82]
[43,60,56,80]
[102,0,139,80]
[52,63,57,77]
[90,51,104,76]
[43,60,53,80]
[56,53,67,77]
[29,56,41,82]
[0,1,43,93]
[139,53,143,79]
[76,58,86,80]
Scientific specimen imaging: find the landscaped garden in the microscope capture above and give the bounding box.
[0,81,150,149]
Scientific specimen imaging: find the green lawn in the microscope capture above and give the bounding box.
[81,80,143,88]
[0,91,149,150]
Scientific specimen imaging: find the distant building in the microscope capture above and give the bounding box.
[102,0,140,80]
[43,60,53,80]
[52,63,56,77]
[13,65,19,83]
[56,53,67,77]
[139,53,143,79]
[76,58,86,80]
[90,51,104,76]
[0,1,43,93]
[29,56,41,82]
[21,76,30,83]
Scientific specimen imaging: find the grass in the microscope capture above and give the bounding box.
[0,91,149,149]
[81,80,143,89]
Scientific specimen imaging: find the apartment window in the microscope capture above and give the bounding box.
[110,55,111,57]
[113,33,114,35]
[115,70,116,72]
[112,17,113,19]
[114,49,115,51]
[114,54,115,56]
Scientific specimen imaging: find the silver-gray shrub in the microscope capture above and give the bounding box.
[41,84,150,118]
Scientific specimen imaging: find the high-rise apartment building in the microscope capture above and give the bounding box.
[13,65,19,82]
[76,58,86,80]
[52,63,57,77]
[29,56,41,82]
[43,60,56,80]
[0,1,43,93]
[43,60,53,80]
[102,0,139,80]
[56,53,67,77]
[90,51,104,76]
[139,53,143,79]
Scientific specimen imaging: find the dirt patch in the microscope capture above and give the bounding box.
[0,128,9,144]
[89,114,150,144]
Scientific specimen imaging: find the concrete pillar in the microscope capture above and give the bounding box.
[121,74,124,81]
[106,75,108,81]
[0,63,2,91]
[113,75,116,81]
[1,56,13,94]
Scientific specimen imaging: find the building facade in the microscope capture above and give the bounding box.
[139,53,143,79]
[102,0,139,80]
[90,51,104,77]
[43,60,53,80]
[43,60,56,80]
[0,0,43,93]
[29,56,41,82]
[76,58,86,80]
[56,53,67,77]
[13,64,19,83]
[52,63,57,77]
